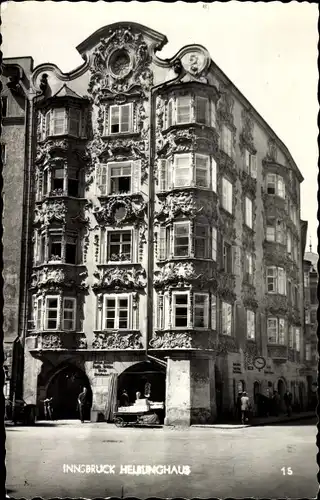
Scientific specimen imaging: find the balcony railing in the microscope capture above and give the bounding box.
[267,344,288,362]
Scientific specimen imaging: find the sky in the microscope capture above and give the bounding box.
[1,1,318,253]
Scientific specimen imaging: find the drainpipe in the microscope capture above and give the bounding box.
[145,65,182,365]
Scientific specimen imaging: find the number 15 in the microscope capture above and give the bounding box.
[281,467,293,475]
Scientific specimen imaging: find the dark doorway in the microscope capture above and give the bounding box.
[117,361,166,422]
[46,365,92,420]
[277,379,285,412]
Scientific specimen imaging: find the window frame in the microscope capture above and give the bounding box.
[173,221,191,257]
[221,301,233,336]
[63,297,77,331]
[222,177,233,213]
[267,317,286,345]
[172,291,190,329]
[246,310,255,340]
[266,173,286,199]
[266,266,286,295]
[105,228,133,263]
[193,293,209,329]
[245,196,253,228]
[103,293,131,330]
[109,103,133,135]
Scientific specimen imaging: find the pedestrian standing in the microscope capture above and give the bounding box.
[236,391,243,422]
[44,397,53,420]
[284,389,293,416]
[240,392,250,424]
[272,390,280,416]
[78,387,87,423]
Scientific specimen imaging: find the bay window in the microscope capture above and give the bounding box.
[266,173,285,198]
[221,301,232,336]
[45,107,82,138]
[246,310,255,340]
[173,222,190,257]
[109,103,132,134]
[266,218,285,244]
[159,222,215,261]
[267,317,286,344]
[49,234,62,261]
[162,291,216,329]
[63,298,76,330]
[195,224,209,258]
[195,154,210,188]
[245,197,253,228]
[103,294,131,330]
[174,154,191,187]
[222,177,233,213]
[167,94,216,128]
[40,165,82,198]
[244,150,257,178]
[267,266,286,294]
[36,231,79,264]
[158,154,216,191]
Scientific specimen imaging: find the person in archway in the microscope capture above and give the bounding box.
[44,397,54,420]
[272,390,280,416]
[119,389,130,407]
[240,391,250,424]
[78,387,88,423]
[284,389,293,416]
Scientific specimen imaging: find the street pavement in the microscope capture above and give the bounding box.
[5,417,318,499]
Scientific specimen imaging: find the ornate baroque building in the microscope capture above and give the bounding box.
[2,22,311,424]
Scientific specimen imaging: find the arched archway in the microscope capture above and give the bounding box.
[117,361,166,422]
[46,365,92,420]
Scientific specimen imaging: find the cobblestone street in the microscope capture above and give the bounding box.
[6,418,317,499]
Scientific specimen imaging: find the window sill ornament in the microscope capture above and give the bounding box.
[240,170,257,198]
[88,26,153,99]
[38,332,87,350]
[92,330,143,349]
[239,108,256,154]
[92,267,147,292]
[216,335,238,355]
[155,191,203,224]
[217,84,235,126]
[93,195,146,227]
[263,294,289,317]
[36,138,70,164]
[34,200,67,226]
[154,261,206,289]
[30,267,88,292]
[149,330,217,350]
[267,344,288,362]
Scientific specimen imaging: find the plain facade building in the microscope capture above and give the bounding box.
[2,23,312,424]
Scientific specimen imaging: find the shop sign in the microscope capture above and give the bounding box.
[233,362,242,374]
[93,360,112,376]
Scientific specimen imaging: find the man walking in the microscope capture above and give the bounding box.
[240,391,250,424]
[284,389,293,416]
[78,387,87,423]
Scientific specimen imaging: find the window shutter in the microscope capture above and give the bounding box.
[167,157,173,190]
[121,104,132,133]
[158,159,167,191]
[47,110,53,136]
[158,226,166,260]
[132,160,141,193]
[212,227,217,261]
[163,292,169,328]
[251,155,257,178]
[69,108,80,136]
[110,105,119,133]
[96,164,108,196]
[211,158,217,192]
[167,100,173,128]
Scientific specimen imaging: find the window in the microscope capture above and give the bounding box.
[222,178,233,213]
[244,252,253,284]
[211,295,217,330]
[98,161,137,196]
[65,235,77,264]
[176,95,191,124]
[49,234,62,261]
[195,96,209,125]
[305,309,311,324]
[109,104,132,134]
[266,219,285,243]
[173,292,189,328]
[52,108,66,135]
[195,154,210,188]
[221,302,232,336]
[1,96,8,117]
[267,317,286,344]
[266,174,285,198]
[310,310,317,324]
[287,230,292,255]
[69,108,81,136]
[110,163,131,194]
[167,100,173,128]
[174,154,191,187]
[295,327,300,352]
[288,325,294,349]
[246,310,255,340]
[267,266,286,295]
[108,231,132,262]
[223,242,232,273]
[45,297,59,330]
[245,197,253,228]
[305,343,311,361]
[173,222,190,257]
[68,167,80,197]
[304,272,309,288]
[195,223,209,258]
[103,295,130,329]
[52,167,64,192]
[276,220,285,244]
[221,125,232,157]
[63,298,76,331]
[35,297,42,330]
[244,150,257,178]
[212,227,217,261]
[194,293,209,328]
[211,158,217,192]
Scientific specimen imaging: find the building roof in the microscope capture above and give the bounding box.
[52,84,83,99]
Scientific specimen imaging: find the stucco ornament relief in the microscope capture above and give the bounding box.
[40,333,88,350]
[154,262,206,288]
[155,191,203,223]
[88,27,153,99]
[265,137,278,163]
[217,84,235,125]
[92,330,143,349]
[34,200,67,226]
[239,108,255,153]
[243,341,259,369]
[93,267,147,291]
[149,330,217,350]
[93,195,146,227]
[216,335,238,354]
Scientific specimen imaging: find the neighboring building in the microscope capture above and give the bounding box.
[3,22,311,424]
[2,58,33,411]
[303,241,318,410]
